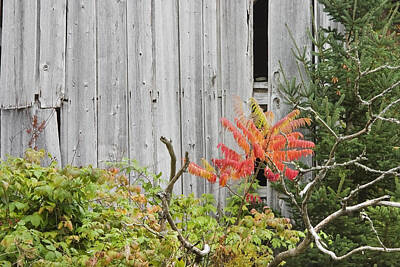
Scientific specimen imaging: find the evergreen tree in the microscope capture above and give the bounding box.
[279,0,400,265]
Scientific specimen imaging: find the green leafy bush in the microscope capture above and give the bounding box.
[0,149,302,266]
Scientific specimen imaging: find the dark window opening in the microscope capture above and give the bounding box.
[253,0,268,82]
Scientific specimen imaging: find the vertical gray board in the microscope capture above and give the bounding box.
[1,108,32,158]
[203,0,225,206]
[97,0,129,167]
[153,0,182,195]
[220,0,253,119]
[127,0,155,173]
[39,0,66,108]
[0,107,61,165]
[62,0,97,167]
[268,0,312,216]
[218,0,253,206]
[178,0,206,197]
[0,0,38,108]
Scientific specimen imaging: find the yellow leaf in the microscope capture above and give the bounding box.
[38,207,45,214]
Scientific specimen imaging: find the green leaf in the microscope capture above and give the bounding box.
[46,244,56,251]
[33,170,42,179]
[24,213,42,227]
[175,259,186,267]
[0,261,12,267]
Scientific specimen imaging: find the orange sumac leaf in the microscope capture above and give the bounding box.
[285,168,299,180]
[221,118,250,153]
[217,143,242,161]
[201,158,215,173]
[188,162,217,183]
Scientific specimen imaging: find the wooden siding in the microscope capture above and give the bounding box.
[267,0,312,216]
[96,0,129,166]
[62,0,97,167]
[0,0,337,209]
[39,0,66,108]
[0,0,37,108]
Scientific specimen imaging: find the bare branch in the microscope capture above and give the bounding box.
[312,222,400,262]
[159,192,210,258]
[354,162,400,175]
[268,233,312,267]
[299,152,365,197]
[379,201,400,208]
[299,153,366,174]
[374,116,400,125]
[360,211,386,249]
[122,221,164,238]
[296,106,339,139]
[361,65,400,76]
[306,196,400,261]
[376,97,400,118]
[165,151,189,199]
[369,81,400,103]
[160,136,177,182]
[225,184,241,198]
[326,246,400,261]
[159,137,190,232]
[342,166,400,203]
[315,196,391,232]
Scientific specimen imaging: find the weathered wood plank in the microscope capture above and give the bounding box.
[35,109,62,165]
[315,1,344,32]
[0,0,38,108]
[220,0,253,119]
[61,0,97,167]
[153,0,182,195]
[268,0,312,216]
[127,0,155,172]
[0,107,61,165]
[203,0,225,205]
[218,0,253,205]
[39,0,66,108]
[0,108,32,158]
[178,0,205,197]
[97,0,128,167]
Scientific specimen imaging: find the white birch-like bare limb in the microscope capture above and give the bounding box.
[361,65,400,76]
[360,211,386,249]
[369,81,400,103]
[375,116,400,125]
[298,154,366,174]
[305,196,400,261]
[342,166,400,203]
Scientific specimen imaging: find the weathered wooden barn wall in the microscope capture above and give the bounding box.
[0,0,337,209]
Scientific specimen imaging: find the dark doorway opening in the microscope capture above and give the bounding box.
[253,0,268,81]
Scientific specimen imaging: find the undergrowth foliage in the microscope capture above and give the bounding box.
[0,149,303,266]
[188,97,314,186]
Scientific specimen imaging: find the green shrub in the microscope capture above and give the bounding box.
[0,149,302,266]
